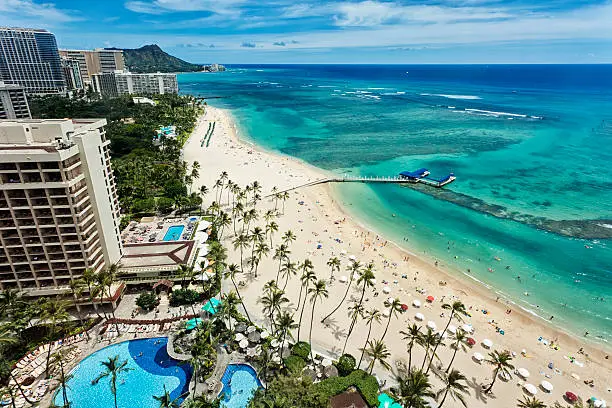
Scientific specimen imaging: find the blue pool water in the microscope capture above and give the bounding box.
[219,364,262,408]
[53,338,192,408]
[163,225,185,241]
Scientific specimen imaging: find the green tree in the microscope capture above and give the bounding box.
[307,280,328,362]
[399,323,422,372]
[322,260,360,323]
[223,264,252,323]
[136,292,159,311]
[326,256,341,281]
[273,244,291,285]
[393,369,435,408]
[92,355,133,408]
[40,297,70,378]
[484,350,515,394]
[360,339,391,375]
[436,369,468,408]
[342,302,364,356]
[296,262,316,342]
[358,308,381,369]
[517,396,547,408]
[445,329,468,373]
[153,384,188,408]
[381,298,402,342]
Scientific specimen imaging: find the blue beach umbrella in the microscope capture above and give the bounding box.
[202,298,222,315]
[185,318,203,330]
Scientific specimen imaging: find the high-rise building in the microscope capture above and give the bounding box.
[59,48,125,86]
[61,58,84,90]
[92,71,178,97]
[0,27,65,94]
[0,82,31,119]
[0,119,123,296]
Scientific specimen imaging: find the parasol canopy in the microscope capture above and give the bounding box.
[239,339,249,349]
[426,295,435,302]
[412,299,421,308]
[540,380,553,392]
[517,368,530,379]
[339,276,348,283]
[383,286,391,294]
[462,324,474,333]
[565,392,578,403]
[202,298,221,315]
[447,325,457,334]
[427,321,437,330]
[235,333,245,341]
[414,312,425,321]
[467,337,476,346]
[482,338,493,348]
[523,383,538,395]
[185,318,203,330]
[473,352,484,362]
[400,304,409,311]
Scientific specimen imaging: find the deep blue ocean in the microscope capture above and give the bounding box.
[179,65,612,345]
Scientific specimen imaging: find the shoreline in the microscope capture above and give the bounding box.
[219,105,610,356]
[184,105,611,406]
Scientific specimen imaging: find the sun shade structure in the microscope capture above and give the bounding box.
[482,338,493,348]
[473,352,484,362]
[426,295,435,302]
[412,299,421,308]
[202,298,222,315]
[517,368,530,378]
[447,325,457,334]
[427,321,437,330]
[467,337,476,346]
[541,380,554,392]
[152,279,173,290]
[414,312,425,321]
[185,318,203,330]
[523,383,538,395]
[565,392,578,403]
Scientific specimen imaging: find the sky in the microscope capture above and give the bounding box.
[1,0,612,64]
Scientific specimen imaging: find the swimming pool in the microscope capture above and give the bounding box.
[219,364,262,408]
[163,225,185,241]
[53,338,192,408]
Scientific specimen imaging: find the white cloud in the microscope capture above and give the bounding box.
[125,0,246,15]
[0,0,80,24]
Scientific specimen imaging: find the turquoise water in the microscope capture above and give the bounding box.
[219,364,262,408]
[53,338,191,408]
[179,65,612,345]
[163,225,185,241]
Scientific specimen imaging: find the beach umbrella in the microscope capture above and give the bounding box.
[322,358,333,367]
[202,298,222,315]
[482,338,493,348]
[386,297,395,304]
[247,325,256,333]
[570,373,580,380]
[462,324,473,333]
[236,322,247,333]
[473,352,484,362]
[447,325,457,334]
[400,304,409,311]
[339,275,348,283]
[412,299,421,308]
[348,255,356,261]
[517,368,530,379]
[427,321,437,330]
[414,312,425,321]
[565,392,578,403]
[593,401,603,408]
[235,333,245,342]
[239,339,249,349]
[185,318,203,330]
[270,339,280,348]
[246,347,258,357]
[523,383,538,395]
[467,337,476,346]
[260,330,270,339]
[248,331,261,343]
[383,286,391,294]
[323,365,338,378]
[371,279,377,285]
[540,380,553,393]
[426,295,435,302]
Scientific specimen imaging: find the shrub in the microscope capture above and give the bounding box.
[291,341,311,360]
[170,288,202,306]
[311,369,379,407]
[132,197,155,214]
[284,355,306,376]
[336,354,356,376]
[136,292,159,311]
[156,197,174,213]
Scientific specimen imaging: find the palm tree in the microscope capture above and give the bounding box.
[342,302,364,356]
[517,396,547,408]
[296,265,316,341]
[99,264,122,335]
[261,283,288,333]
[281,230,296,246]
[280,191,289,214]
[198,185,208,214]
[80,268,102,318]
[381,298,402,342]
[358,308,381,369]
[446,329,468,373]
[322,260,361,323]
[360,339,391,375]
[273,244,291,284]
[252,241,270,278]
[266,220,279,248]
[307,280,328,362]
[356,263,375,309]
[216,211,232,240]
[50,346,76,408]
[436,369,469,408]
[223,264,252,323]
[280,260,297,292]
[154,384,188,408]
[435,301,468,366]
[399,323,422,371]
[68,279,90,340]
[232,233,249,269]
[274,311,298,356]
[40,297,70,378]
[326,257,341,281]
[231,201,243,235]
[296,259,314,310]
[177,263,194,288]
[393,369,436,408]
[92,355,133,408]
[484,350,515,394]
[419,328,439,371]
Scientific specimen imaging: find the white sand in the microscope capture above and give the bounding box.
[183,106,612,407]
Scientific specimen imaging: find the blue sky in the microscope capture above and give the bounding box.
[1,0,612,63]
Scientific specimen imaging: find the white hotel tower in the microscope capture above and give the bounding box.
[0,119,122,296]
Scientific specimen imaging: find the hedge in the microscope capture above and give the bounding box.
[311,369,379,407]
[336,354,356,377]
[291,341,311,360]
[283,355,306,375]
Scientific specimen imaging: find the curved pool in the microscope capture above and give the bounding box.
[219,364,263,408]
[54,338,192,408]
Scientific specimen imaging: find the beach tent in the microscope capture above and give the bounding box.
[383,286,391,294]
[202,298,222,315]
[462,324,474,333]
[185,318,203,330]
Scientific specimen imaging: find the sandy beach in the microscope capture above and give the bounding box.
[183,105,612,407]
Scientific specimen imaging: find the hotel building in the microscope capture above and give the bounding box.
[0,27,65,94]
[59,49,125,87]
[0,119,123,296]
[0,82,31,119]
[92,71,178,97]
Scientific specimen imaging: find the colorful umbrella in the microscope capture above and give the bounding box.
[565,391,578,403]
[426,295,435,302]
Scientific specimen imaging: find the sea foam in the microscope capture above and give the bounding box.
[421,93,482,100]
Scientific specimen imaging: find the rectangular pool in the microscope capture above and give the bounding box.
[162,225,185,241]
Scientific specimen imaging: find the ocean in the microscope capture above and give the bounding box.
[179,65,612,346]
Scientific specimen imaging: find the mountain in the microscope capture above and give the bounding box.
[110,44,202,73]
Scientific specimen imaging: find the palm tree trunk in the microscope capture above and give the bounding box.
[380,313,392,342]
[421,346,430,370]
[438,389,450,408]
[231,278,252,323]
[309,299,317,362]
[296,284,304,313]
[72,296,91,341]
[408,343,413,371]
[358,320,373,369]
[321,278,352,323]
[446,344,459,373]
[485,368,499,393]
[297,284,309,342]
[342,317,357,356]
[10,372,37,405]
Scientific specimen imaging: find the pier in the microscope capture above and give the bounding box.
[269,169,455,195]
